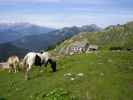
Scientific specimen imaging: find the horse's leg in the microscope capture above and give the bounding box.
[14,68,17,73]
[9,64,13,73]
[13,62,17,73]
[16,63,19,72]
[25,64,32,80]
[47,59,56,72]
[9,65,11,73]
[25,68,29,80]
[14,64,17,73]
[50,60,56,72]
[15,66,18,73]
[44,61,48,67]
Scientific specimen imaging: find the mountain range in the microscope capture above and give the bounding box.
[0,23,101,61]
[1,21,133,61]
[11,24,101,50]
[0,22,55,43]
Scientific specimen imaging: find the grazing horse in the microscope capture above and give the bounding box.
[7,55,19,73]
[22,52,56,80]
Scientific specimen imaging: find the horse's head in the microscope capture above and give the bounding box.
[39,52,56,72]
[18,61,26,72]
[47,59,56,72]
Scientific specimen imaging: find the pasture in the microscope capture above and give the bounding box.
[0,51,133,100]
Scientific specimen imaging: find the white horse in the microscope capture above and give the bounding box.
[22,52,56,80]
[7,55,19,73]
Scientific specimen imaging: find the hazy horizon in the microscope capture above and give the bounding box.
[0,0,133,28]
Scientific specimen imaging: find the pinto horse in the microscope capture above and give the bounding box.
[22,52,56,80]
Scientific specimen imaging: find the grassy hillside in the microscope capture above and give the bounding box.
[96,22,133,49]
[54,22,133,55]
[0,51,133,100]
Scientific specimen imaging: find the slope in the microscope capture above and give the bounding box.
[54,21,133,55]
[0,51,133,100]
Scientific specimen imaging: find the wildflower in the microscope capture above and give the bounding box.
[100,72,104,76]
[70,78,75,81]
[64,73,72,76]
[77,73,84,77]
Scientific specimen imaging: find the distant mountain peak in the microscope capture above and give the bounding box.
[12,24,101,50]
[0,22,55,43]
[0,22,52,29]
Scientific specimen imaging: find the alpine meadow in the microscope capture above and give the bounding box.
[0,0,133,100]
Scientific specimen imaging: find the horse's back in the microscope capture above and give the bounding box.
[8,55,19,64]
[42,52,50,61]
[23,52,38,66]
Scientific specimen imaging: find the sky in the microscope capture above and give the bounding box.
[0,0,133,28]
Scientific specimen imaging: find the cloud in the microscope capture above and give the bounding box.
[0,0,133,28]
[0,0,61,4]
[0,12,133,28]
[0,0,118,5]
[62,0,113,5]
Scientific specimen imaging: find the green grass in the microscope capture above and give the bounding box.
[0,51,133,100]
